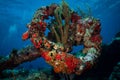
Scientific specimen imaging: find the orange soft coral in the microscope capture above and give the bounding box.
[22,31,29,40]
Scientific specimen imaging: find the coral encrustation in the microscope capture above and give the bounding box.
[22,1,102,75]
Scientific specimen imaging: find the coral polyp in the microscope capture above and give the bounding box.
[22,1,102,75]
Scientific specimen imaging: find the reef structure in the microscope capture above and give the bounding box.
[22,1,102,75]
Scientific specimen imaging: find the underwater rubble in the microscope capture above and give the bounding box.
[0,31,120,80]
[73,31,120,80]
[0,46,41,73]
[1,1,102,75]
[0,68,54,80]
[22,0,102,75]
[0,0,120,80]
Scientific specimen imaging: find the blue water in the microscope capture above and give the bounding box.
[0,0,120,69]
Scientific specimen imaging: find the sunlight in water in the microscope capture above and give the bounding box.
[8,24,17,37]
